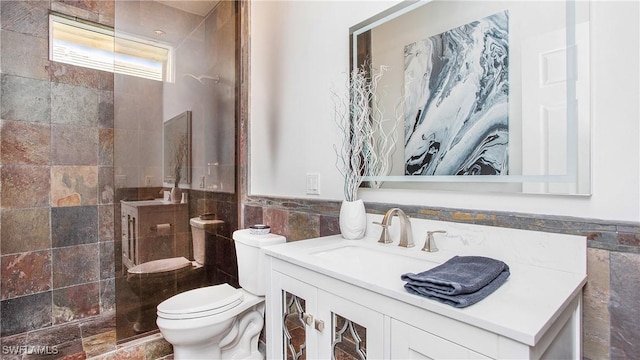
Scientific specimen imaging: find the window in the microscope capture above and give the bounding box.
[49,14,174,82]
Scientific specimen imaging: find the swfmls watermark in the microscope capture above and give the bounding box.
[2,345,59,356]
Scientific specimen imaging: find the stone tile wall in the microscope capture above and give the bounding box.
[0,0,116,349]
[241,196,640,359]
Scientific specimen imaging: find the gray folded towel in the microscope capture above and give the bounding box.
[401,256,510,308]
[404,270,510,308]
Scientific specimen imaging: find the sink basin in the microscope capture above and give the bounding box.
[313,245,411,265]
[310,243,438,284]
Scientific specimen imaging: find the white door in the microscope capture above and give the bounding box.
[521,23,590,194]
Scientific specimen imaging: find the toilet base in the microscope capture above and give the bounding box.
[172,334,227,359]
[219,302,265,359]
[158,290,265,360]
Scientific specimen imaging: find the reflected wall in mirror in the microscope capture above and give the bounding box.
[352,0,591,195]
[114,0,236,193]
[164,111,192,185]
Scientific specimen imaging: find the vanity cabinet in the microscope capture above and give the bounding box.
[265,222,586,360]
[269,270,384,359]
[121,200,189,269]
[267,259,500,360]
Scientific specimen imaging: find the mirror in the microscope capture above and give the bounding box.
[164,111,191,186]
[113,0,236,193]
[351,0,591,195]
[114,0,237,343]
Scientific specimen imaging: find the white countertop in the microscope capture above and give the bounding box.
[263,215,587,346]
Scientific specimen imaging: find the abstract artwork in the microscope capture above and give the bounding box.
[404,11,509,176]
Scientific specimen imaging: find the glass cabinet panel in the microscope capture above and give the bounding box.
[283,291,307,360]
[317,291,384,359]
[332,313,367,360]
[271,273,383,359]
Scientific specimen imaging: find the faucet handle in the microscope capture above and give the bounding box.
[373,221,392,244]
[421,230,447,252]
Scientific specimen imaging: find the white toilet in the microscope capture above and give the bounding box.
[156,228,286,359]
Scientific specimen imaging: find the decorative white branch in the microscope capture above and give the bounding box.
[333,63,401,200]
[365,66,401,189]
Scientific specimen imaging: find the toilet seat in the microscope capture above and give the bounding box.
[157,283,244,320]
[127,257,192,275]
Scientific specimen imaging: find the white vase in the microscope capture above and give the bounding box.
[339,199,366,240]
[170,187,182,203]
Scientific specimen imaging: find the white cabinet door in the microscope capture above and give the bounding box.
[269,271,385,360]
[270,270,318,360]
[391,319,490,360]
[317,290,385,359]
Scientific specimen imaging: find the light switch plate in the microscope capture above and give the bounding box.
[306,173,320,195]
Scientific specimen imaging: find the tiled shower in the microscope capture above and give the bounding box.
[0,0,238,357]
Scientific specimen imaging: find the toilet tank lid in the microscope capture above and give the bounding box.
[128,257,191,274]
[233,229,286,247]
[190,218,224,230]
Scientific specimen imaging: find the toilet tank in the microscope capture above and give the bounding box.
[233,229,286,295]
[190,218,224,265]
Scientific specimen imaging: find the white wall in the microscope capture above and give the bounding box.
[114,1,237,192]
[164,0,237,193]
[250,0,640,222]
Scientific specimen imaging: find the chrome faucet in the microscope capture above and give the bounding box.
[373,208,414,248]
[422,230,447,252]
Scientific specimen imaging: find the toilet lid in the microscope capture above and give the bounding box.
[157,284,243,320]
[127,257,191,275]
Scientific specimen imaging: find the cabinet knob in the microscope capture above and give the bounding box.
[314,319,325,332]
[302,313,313,326]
